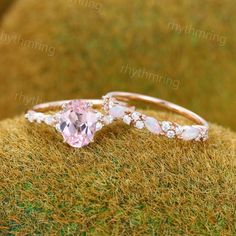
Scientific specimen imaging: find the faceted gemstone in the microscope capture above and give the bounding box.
[135,120,144,129]
[131,112,141,121]
[123,115,132,125]
[25,111,35,123]
[167,130,175,138]
[144,117,161,134]
[175,125,183,135]
[57,100,99,148]
[44,115,55,125]
[103,115,114,125]
[181,126,200,141]
[95,122,103,131]
[161,121,171,132]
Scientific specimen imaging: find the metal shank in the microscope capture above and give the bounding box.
[106,91,209,128]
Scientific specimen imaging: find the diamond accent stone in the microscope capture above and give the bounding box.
[95,122,103,131]
[135,120,144,129]
[123,115,132,125]
[25,111,34,123]
[161,121,171,132]
[44,116,54,125]
[166,130,175,138]
[144,117,161,134]
[57,100,99,148]
[103,115,114,124]
[131,112,141,121]
[175,125,183,135]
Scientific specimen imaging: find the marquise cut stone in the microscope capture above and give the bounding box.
[181,126,200,141]
[57,100,99,148]
[144,117,161,134]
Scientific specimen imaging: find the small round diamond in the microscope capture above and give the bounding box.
[26,111,35,122]
[96,122,103,131]
[96,112,103,120]
[55,123,61,132]
[175,125,183,135]
[103,115,114,124]
[166,130,175,138]
[123,115,132,125]
[135,121,144,129]
[44,116,54,125]
[131,112,141,121]
[161,121,171,132]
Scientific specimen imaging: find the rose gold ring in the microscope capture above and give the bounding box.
[25,92,208,149]
[25,99,109,148]
[103,91,209,141]
[25,98,132,148]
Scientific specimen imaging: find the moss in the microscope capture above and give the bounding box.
[0,0,235,130]
[0,111,236,235]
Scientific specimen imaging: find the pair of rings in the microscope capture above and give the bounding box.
[25,91,209,148]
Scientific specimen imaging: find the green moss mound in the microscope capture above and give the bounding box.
[0,0,235,130]
[0,111,236,235]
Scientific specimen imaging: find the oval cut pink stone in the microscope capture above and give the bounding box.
[58,100,98,148]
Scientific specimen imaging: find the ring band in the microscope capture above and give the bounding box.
[103,92,209,141]
[25,92,208,148]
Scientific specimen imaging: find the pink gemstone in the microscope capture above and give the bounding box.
[58,100,98,148]
[144,117,161,134]
[181,126,200,140]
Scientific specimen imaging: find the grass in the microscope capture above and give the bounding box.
[0,111,236,235]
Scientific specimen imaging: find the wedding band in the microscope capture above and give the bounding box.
[103,91,209,141]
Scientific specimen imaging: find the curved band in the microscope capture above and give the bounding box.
[104,92,209,141]
[106,91,208,128]
[25,92,209,148]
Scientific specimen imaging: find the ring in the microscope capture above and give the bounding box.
[103,91,209,141]
[25,98,133,148]
[25,92,209,148]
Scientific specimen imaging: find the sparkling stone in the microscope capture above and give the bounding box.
[44,116,54,125]
[123,115,132,125]
[103,115,113,124]
[57,100,99,148]
[96,112,103,120]
[26,111,35,123]
[175,125,183,135]
[181,126,200,141]
[37,114,45,123]
[144,117,161,134]
[109,105,127,118]
[166,130,175,138]
[135,120,144,129]
[95,122,103,131]
[55,123,61,132]
[161,121,171,132]
[131,112,141,121]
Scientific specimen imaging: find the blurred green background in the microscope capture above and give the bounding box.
[0,0,235,130]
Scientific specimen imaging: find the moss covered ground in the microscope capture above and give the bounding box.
[0,112,236,235]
